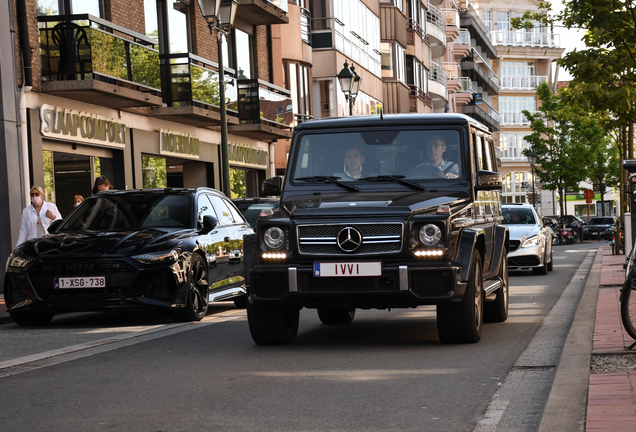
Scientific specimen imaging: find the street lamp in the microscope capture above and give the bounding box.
[197,0,239,197]
[526,149,537,211]
[337,61,361,116]
[600,177,607,216]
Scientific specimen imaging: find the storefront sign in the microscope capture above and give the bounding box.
[229,143,267,168]
[40,104,126,148]
[159,129,200,159]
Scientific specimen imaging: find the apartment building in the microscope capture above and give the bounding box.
[472,0,563,215]
[2,0,299,272]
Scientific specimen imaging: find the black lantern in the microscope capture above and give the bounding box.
[337,61,362,116]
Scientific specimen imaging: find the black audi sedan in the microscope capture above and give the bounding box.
[4,188,253,326]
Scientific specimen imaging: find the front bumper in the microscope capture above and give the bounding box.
[249,261,466,309]
[507,240,545,270]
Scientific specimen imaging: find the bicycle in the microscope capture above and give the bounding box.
[620,243,636,346]
[612,224,625,255]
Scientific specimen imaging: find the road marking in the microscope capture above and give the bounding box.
[0,310,244,379]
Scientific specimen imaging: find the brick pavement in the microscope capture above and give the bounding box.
[587,247,636,431]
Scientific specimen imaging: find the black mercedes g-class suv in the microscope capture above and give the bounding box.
[244,113,509,344]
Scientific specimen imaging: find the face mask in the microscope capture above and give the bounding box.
[74,203,80,208]
[31,196,42,206]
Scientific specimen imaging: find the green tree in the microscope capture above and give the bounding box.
[229,168,246,199]
[522,83,598,215]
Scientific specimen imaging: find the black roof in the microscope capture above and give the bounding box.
[295,113,490,133]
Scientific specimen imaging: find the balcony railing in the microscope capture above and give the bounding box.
[443,61,461,79]
[300,7,311,45]
[440,8,460,27]
[408,84,432,106]
[500,111,537,125]
[38,14,160,93]
[456,77,472,92]
[493,31,559,48]
[500,144,533,160]
[427,4,446,31]
[294,113,314,126]
[408,17,425,40]
[456,29,471,45]
[237,79,293,129]
[429,61,448,86]
[160,53,238,116]
[468,48,498,85]
[500,75,547,90]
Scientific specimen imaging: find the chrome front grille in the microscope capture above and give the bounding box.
[297,223,403,255]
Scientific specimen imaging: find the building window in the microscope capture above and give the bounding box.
[288,62,312,123]
[235,29,252,79]
[500,133,531,159]
[482,10,491,31]
[381,41,406,83]
[380,0,404,13]
[313,79,336,119]
[502,171,532,204]
[499,96,536,125]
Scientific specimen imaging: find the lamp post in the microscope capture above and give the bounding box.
[526,149,537,211]
[600,177,606,216]
[337,61,361,116]
[197,0,238,197]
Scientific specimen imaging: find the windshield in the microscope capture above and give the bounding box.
[502,207,537,225]
[589,218,615,225]
[59,194,193,231]
[292,129,463,181]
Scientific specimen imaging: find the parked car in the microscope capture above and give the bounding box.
[232,197,279,228]
[244,113,510,345]
[545,214,586,239]
[502,203,553,275]
[584,216,619,241]
[4,188,253,326]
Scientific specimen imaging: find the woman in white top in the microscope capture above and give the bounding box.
[16,186,62,247]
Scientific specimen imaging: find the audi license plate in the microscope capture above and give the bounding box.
[54,276,106,289]
[313,262,382,277]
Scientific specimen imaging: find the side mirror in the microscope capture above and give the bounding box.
[201,215,218,234]
[475,170,502,191]
[48,219,63,233]
[261,176,282,196]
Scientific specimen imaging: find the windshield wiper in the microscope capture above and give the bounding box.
[358,175,425,191]
[295,176,359,192]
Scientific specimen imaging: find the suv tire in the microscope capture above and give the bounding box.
[437,252,483,343]
[247,300,299,345]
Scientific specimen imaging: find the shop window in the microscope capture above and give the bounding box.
[142,156,167,188]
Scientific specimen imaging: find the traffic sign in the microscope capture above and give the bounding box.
[583,189,594,200]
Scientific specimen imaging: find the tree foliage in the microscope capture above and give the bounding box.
[522,83,603,215]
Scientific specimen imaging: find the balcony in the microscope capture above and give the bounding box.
[428,62,448,109]
[500,145,533,161]
[38,14,163,108]
[493,31,560,48]
[407,18,426,42]
[500,111,537,126]
[500,75,548,90]
[462,98,500,131]
[237,0,289,25]
[459,2,497,59]
[440,8,461,42]
[228,79,293,140]
[426,4,447,57]
[151,53,239,128]
[408,84,432,112]
[460,49,499,95]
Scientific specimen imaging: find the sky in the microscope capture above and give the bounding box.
[551,0,587,81]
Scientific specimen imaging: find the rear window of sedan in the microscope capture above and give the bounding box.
[60,194,193,231]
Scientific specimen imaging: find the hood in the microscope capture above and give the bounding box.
[16,229,193,259]
[508,224,541,241]
[282,190,470,218]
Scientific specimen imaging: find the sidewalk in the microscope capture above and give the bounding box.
[587,247,636,431]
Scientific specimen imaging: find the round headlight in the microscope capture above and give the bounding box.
[264,227,286,250]
[419,224,442,246]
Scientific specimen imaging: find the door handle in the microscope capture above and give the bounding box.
[224,236,230,242]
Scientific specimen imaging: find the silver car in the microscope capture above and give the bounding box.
[502,204,553,275]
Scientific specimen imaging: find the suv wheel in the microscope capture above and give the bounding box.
[485,249,508,323]
[247,300,299,345]
[437,252,483,343]
[317,308,355,325]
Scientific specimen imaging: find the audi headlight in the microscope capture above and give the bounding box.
[7,254,34,269]
[521,235,541,248]
[264,227,286,250]
[419,224,442,246]
[133,249,180,263]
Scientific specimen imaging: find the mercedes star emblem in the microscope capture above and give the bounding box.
[337,227,363,252]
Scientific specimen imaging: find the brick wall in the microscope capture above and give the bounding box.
[254,26,270,82]
[104,0,145,35]
[191,3,217,61]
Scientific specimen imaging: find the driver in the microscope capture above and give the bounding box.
[413,134,459,179]
[334,147,365,180]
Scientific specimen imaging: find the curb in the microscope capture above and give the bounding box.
[538,249,602,432]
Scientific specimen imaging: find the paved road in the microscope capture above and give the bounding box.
[0,242,603,432]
